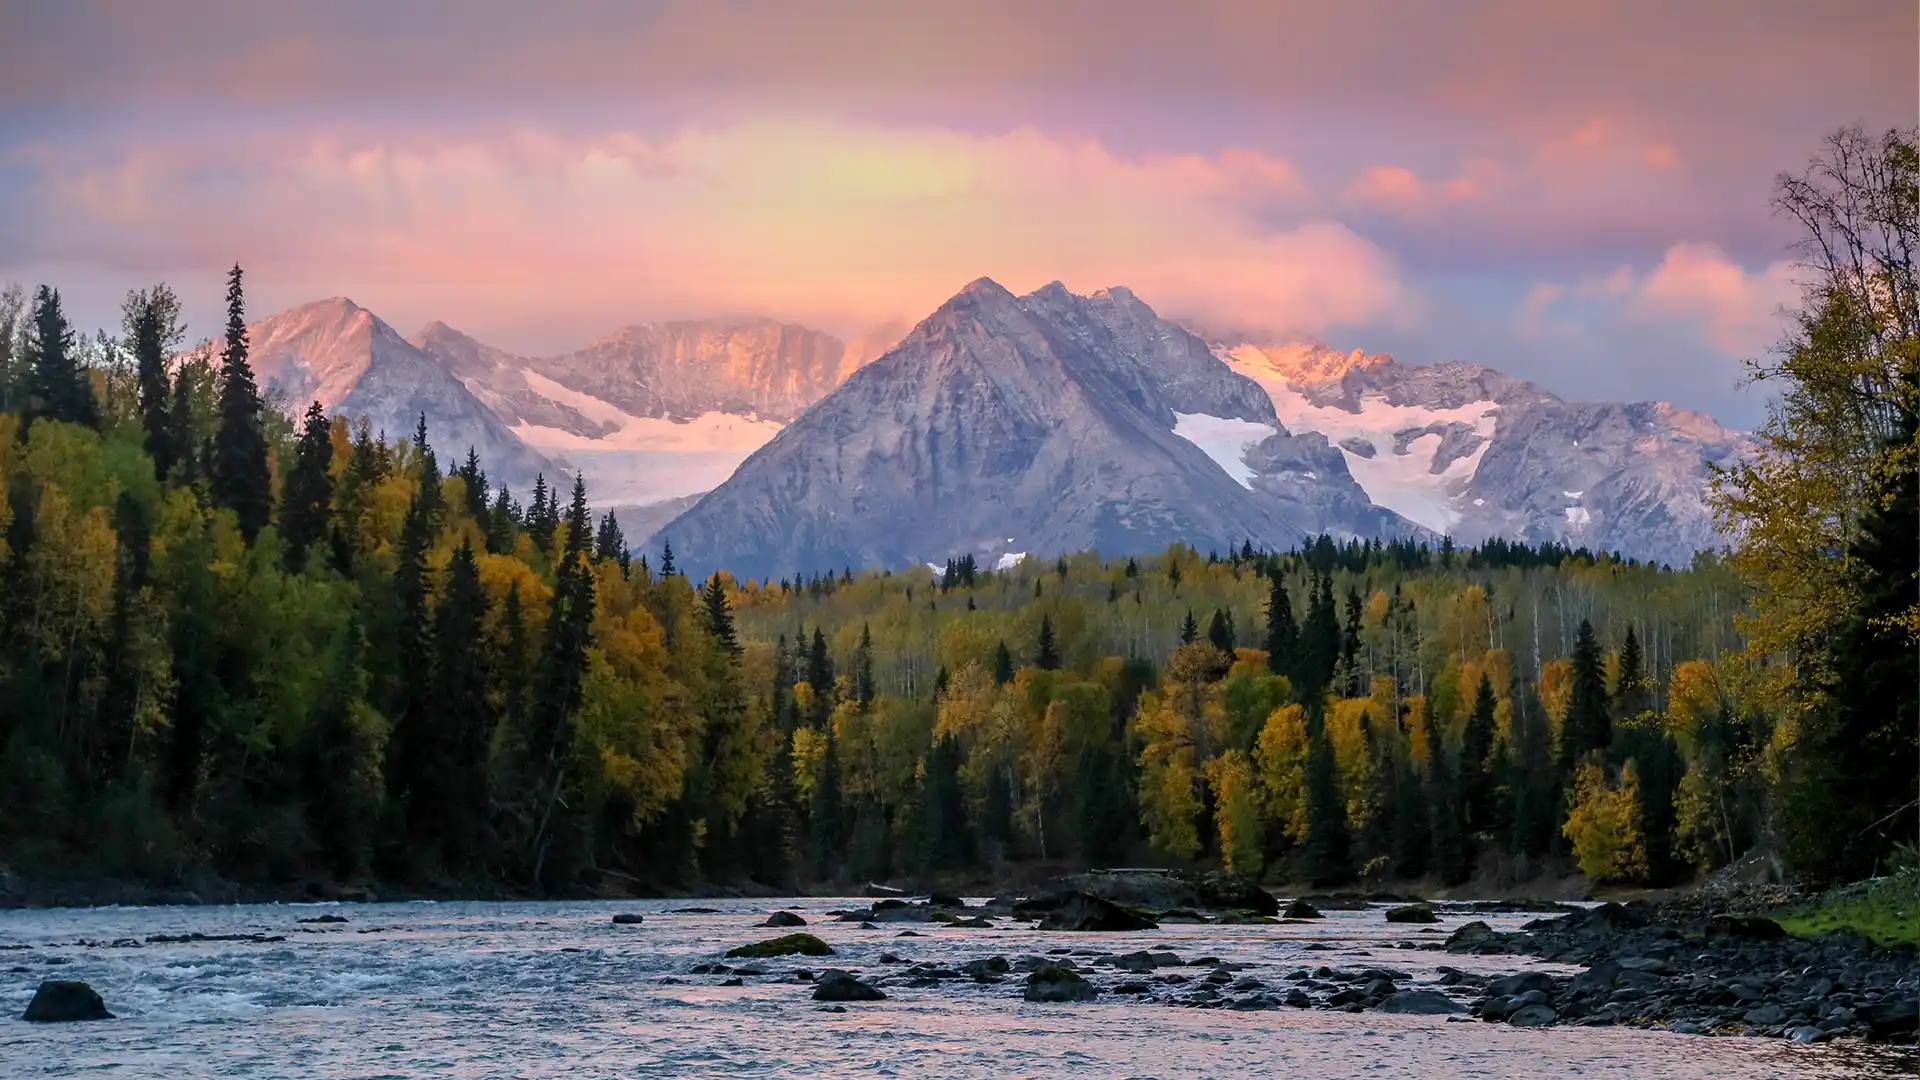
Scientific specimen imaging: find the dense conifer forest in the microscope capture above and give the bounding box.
[0,126,1912,899]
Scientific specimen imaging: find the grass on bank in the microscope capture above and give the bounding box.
[1776,867,1920,947]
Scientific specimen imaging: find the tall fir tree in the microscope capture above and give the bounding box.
[703,573,740,657]
[281,402,334,573]
[431,539,496,866]
[1302,712,1353,885]
[1461,673,1498,832]
[991,640,1014,686]
[25,285,96,429]
[1180,609,1199,644]
[920,733,969,870]
[1035,615,1062,670]
[1206,608,1235,654]
[126,284,182,477]
[1264,572,1298,678]
[1559,619,1611,773]
[853,623,876,712]
[808,724,845,879]
[209,264,273,541]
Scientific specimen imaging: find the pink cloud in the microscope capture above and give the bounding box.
[1633,243,1798,354]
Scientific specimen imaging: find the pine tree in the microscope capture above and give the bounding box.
[526,475,552,554]
[920,734,970,870]
[458,447,489,521]
[209,265,273,541]
[1462,673,1498,832]
[486,483,518,555]
[703,573,740,657]
[805,627,834,727]
[281,402,334,573]
[126,284,182,477]
[808,724,844,879]
[1302,712,1353,885]
[432,539,496,866]
[1180,609,1199,644]
[1559,620,1610,773]
[595,512,628,572]
[166,361,199,483]
[1612,625,1650,723]
[528,475,597,888]
[1264,572,1298,678]
[1390,747,1430,879]
[1426,716,1470,885]
[1035,615,1061,671]
[659,538,677,577]
[25,285,96,429]
[991,640,1014,686]
[1206,608,1235,654]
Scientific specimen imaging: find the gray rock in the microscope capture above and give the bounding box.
[1508,1003,1558,1027]
[813,971,886,1002]
[22,981,113,1022]
[1487,972,1556,998]
[761,910,807,928]
[611,913,645,925]
[1789,1025,1830,1043]
[1375,990,1466,1015]
[1025,965,1098,1003]
[1384,905,1438,924]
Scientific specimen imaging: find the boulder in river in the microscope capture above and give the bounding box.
[1508,1003,1558,1027]
[928,891,966,908]
[611,913,646,925]
[1374,990,1465,1015]
[1025,965,1098,1002]
[23,980,113,1022]
[813,970,886,1002]
[1384,904,1438,924]
[1281,899,1324,920]
[726,933,833,958]
[1035,892,1159,932]
[297,914,349,924]
[762,910,807,927]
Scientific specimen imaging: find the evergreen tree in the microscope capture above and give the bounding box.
[703,573,740,657]
[431,539,496,866]
[25,285,96,429]
[1390,747,1430,879]
[1462,673,1498,832]
[166,362,199,483]
[595,512,628,572]
[1559,620,1610,772]
[1180,609,1199,644]
[1426,717,1470,885]
[281,402,334,573]
[209,265,272,541]
[1302,713,1353,885]
[1035,615,1061,670]
[1264,573,1298,678]
[982,762,1016,859]
[920,734,969,870]
[126,284,182,477]
[526,475,553,554]
[805,627,835,727]
[528,475,597,888]
[458,448,489,521]
[991,640,1014,686]
[808,724,844,878]
[486,483,518,555]
[1341,586,1363,672]
[383,473,445,868]
[1612,625,1650,723]
[1206,608,1234,654]
[659,538,677,577]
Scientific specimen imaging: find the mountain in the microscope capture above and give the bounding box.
[243,298,558,486]
[1212,341,1750,565]
[412,316,875,507]
[659,279,1417,579]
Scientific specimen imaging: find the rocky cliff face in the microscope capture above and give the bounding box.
[245,298,559,486]
[1213,340,1748,565]
[660,280,1417,579]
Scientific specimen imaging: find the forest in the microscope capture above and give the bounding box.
[0,125,1912,898]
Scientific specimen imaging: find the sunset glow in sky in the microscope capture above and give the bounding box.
[2,0,1914,425]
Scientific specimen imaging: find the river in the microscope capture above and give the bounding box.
[2,898,1911,1078]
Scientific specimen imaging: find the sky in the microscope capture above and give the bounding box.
[1,0,1914,427]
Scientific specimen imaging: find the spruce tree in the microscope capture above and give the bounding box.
[1206,608,1234,654]
[126,284,182,477]
[458,448,489,521]
[1391,748,1430,879]
[528,475,597,888]
[432,539,496,866]
[282,402,334,574]
[852,623,876,712]
[595,512,628,572]
[703,573,740,657]
[25,285,96,429]
[1035,615,1061,670]
[659,538,676,577]
[1559,620,1610,773]
[209,265,273,541]
[1302,713,1353,885]
[1180,609,1199,644]
[1264,573,1298,678]
[486,483,518,555]
[166,361,200,483]
[920,734,969,870]
[808,725,844,879]
[991,640,1014,686]
[526,475,552,554]
[804,627,835,727]
[1426,717,1470,885]
[1462,673,1498,832]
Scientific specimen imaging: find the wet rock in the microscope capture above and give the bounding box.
[761,911,807,928]
[1114,981,1151,995]
[721,977,744,987]
[1385,905,1438,924]
[1156,908,1211,924]
[813,970,886,1002]
[878,952,905,964]
[928,891,965,908]
[894,930,922,937]
[961,957,1010,982]
[1375,990,1466,1015]
[1229,995,1277,1011]
[1033,868,1276,916]
[297,914,349,924]
[1864,997,1918,1040]
[671,907,721,914]
[1284,989,1313,1008]
[950,916,995,928]
[1508,1003,1558,1027]
[22,981,112,1022]
[730,964,769,976]
[1281,899,1324,920]
[611,913,645,925]
[1788,1025,1830,1043]
[1025,965,1098,1002]
[726,933,832,958]
[1035,892,1159,932]
[1704,914,1784,941]
[1487,971,1556,998]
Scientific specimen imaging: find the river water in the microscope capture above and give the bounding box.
[2,898,1911,1078]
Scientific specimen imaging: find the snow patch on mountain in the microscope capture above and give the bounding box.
[995,551,1028,571]
[1170,412,1280,488]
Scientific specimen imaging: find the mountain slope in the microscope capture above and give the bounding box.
[412,317,869,507]
[660,280,1414,579]
[245,298,558,486]
[1215,342,1748,564]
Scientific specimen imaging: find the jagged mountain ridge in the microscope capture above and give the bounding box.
[659,279,1417,579]
[241,298,560,486]
[1214,341,1749,565]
